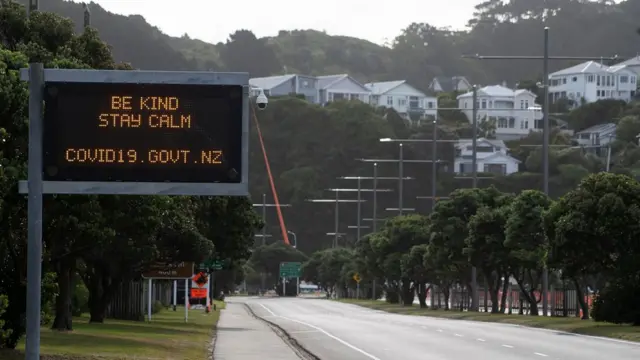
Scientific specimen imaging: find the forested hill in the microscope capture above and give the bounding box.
[28,0,640,91]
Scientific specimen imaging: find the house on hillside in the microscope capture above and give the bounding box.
[366,80,437,125]
[249,74,319,102]
[454,138,520,176]
[316,74,371,105]
[574,123,616,147]
[429,76,472,93]
[457,85,542,141]
[548,61,637,106]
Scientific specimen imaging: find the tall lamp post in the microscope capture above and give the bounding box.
[462,27,618,316]
[306,197,365,247]
[287,230,297,248]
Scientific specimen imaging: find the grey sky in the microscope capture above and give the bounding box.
[83,0,480,45]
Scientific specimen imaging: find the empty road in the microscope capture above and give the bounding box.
[237,297,640,360]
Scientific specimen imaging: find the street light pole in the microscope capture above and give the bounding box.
[287,230,297,248]
[373,163,378,233]
[541,26,550,316]
[356,178,362,241]
[334,190,339,247]
[398,143,404,215]
[432,119,438,210]
[470,85,479,312]
[262,194,267,245]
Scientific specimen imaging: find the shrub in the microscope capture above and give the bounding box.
[0,295,13,345]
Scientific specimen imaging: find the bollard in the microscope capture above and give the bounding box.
[213,304,217,311]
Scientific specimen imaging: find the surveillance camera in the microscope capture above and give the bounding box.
[256,89,268,110]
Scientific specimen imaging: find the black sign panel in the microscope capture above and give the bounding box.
[43,82,243,183]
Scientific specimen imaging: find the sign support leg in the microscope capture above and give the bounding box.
[282,277,285,297]
[147,278,152,321]
[25,62,44,360]
[173,280,177,311]
[184,278,189,323]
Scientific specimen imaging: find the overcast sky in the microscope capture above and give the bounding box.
[83,0,480,45]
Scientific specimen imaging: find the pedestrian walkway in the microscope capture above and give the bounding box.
[213,302,301,360]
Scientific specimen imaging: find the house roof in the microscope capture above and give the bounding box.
[317,74,369,91]
[431,76,470,92]
[575,123,616,135]
[365,80,405,94]
[456,138,508,149]
[249,75,295,90]
[457,85,533,99]
[550,61,635,77]
[615,56,640,67]
[482,152,522,163]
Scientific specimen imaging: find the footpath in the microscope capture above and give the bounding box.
[213,302,301,360]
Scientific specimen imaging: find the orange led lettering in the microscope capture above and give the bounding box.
[98,113,142,127]
[111,96,133,110]
[148,114,191,128]
[201,150,222,164]
[140,96,179,111]
[148,150,190,164]
[65,148,137,163]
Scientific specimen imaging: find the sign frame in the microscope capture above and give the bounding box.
[141,261,195,279]
[17,68,250,196]
[279,261,301,278]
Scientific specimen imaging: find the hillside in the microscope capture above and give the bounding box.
[24,0,640,92]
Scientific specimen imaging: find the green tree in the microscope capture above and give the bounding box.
[504,190,552,316]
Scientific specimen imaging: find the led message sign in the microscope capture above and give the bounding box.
[43,82,243,183]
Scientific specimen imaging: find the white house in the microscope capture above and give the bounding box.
[429,76,472,93]
[249,74,319,103]
[454,138,520,176]
[316,74,371,105]
[365,80,437,124]
[457,85,543,141]
[548,61,637,105]
[574,123,616,147]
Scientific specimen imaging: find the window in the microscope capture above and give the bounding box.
[459,163,474,174]
[588,75,594,82]
[498,117,507,128]
[481,100,487,109]
[520,100,525,109]
[427,101,434,109]
[597,76,601,86]
[606,76,611,86]
[509,117,515,128]
[484,163,507,175]
[525,100,529,108]
[563,78,567,84]
[387,96,393,105]
[620,75,629,83]
[409,96,420,108]
[572,76,578,82]
[398,98,407,106]
[576,92,581,98]
[632,77,637,84]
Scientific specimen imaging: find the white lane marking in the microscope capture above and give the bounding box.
[477,338,485,342]
[534,353,548,357]
[259,303,277,316]
[454,334,463,337]
[437,329,443,332]
[258,303,382,360]
[501,344,514,348]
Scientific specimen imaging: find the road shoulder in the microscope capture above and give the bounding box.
[213,302,302,360]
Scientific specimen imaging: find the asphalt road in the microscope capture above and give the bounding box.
[240,297,640,360]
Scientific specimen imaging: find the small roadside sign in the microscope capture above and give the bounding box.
[192,272,208,288]
[279,262,301,278]
[142,261,194,278]
[191,288,207,298]
[198,259,224,271]
[353,273,361,283]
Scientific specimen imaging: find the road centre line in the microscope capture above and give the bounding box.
[258,303,382,360]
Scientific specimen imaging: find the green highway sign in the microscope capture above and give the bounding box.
[279,262,301,278]
[199,259,224,271]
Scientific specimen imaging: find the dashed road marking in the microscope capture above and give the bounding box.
[476,338,485,342]
[454,334,463,337]
[502,344,514,348]
[534,353,548,357]
[437,329,443,332]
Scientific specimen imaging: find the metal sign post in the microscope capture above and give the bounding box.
[25,62,44,360]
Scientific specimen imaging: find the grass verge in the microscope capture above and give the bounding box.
[1,301,226,360]
[338,299,640,342]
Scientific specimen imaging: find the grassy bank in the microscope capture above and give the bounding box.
[338,299,640,342]
[1,301,225,360]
